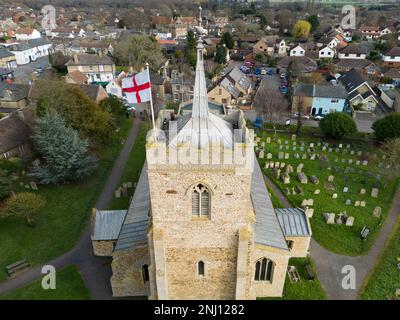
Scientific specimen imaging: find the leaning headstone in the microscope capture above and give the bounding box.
[345,216,354,226]
[281,173,290,184]
[305,207,314,218]
[30,182,38,190]
[310,176,319,184]
[314,189,320,195]
[372,206,382,218]
[335,215,343,225]
[324,213,335,224]
[371,188,379,198]
[286,164,293,174]
[265,162,270,169]
[280,162,286,169]
[298,172,308,184]
[296,163,304,173]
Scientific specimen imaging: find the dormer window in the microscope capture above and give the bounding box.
[192,184,210,217]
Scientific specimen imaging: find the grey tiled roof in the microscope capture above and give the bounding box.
[0,48,14,59]
[293,84,348,99]
[0,82,30,101]
[65,53,114,66]
[339,68,368,93]
[252,158,288,251]
[276,208,311,237]
[92,210,126,240]
[114,163,150,251]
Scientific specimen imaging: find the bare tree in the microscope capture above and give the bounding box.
[254,81,288,136]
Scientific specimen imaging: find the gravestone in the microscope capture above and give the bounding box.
[295,186,304,195]
[292,146,297,151]
[355,200,360,207]
[323,213,335,224]
[266,137,271,144]
[126,182,132,188]
[345,199,351,205]
[328,175,334,182]
[300,146,305,151]
[358,151,362,156]
[286,146,289,150]
[265,162,270,169]
[301,199,314,207]
[371,188,379,198]
[314,189,320,195]
[30,182,38,190]
[281,173,290,184]
[267,153,272,159]
[279,145,283,150]
[360,201,366,207]
[339,144,343,148]
[305,207,314,218]
[348,159,353,165]
[122,187,128,197]
[310,154,316,160]
[332,193,338,199]
[275,162,280,168]
[298,172,308,184]
[275,168,281,179]
[335,215,343,225]
[350,150,355,155]
[280,162,286,168]
[115,189,121,198]
[360,188,366,195]
[291,134,296,141]
[373,206,382,218]
[294,153,300,159]
[329,148,333,152]
[259,150,264,159]
[261,142,265,148]
[343,187,349,193]
[345,216,354,227]
[278,152,284,159]
[302,154,307,160]
[362,160,368,166]
[286,164,293,174]
[285,153,289,159]
[310,176,319,184]
[296,163,304,173]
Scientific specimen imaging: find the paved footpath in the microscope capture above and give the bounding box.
[263,173,400,300]
[0,117,142,299]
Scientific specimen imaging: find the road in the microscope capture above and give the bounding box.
[13,56,50,84]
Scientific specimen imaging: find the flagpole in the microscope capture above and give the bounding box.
[146,62,156,135]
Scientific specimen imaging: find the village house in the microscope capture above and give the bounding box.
[339,68,380,112]
[379,26,395,37]
[208,67,252,106]
[359,26,380,40]
[0,48,17,68]
[0,68,14,82]
[0,108,35,159]
[318,46,336,59]
[65,53,116,84]
[5,39,52,65]
[335,59,381,77]
[79,41,114,55]
[15,27,41,41]
[382,47,400,68]
[338,45,367,60]
[253,36,287,58]
[65,70,89,85]
[316,36,340,49]
[383,68,400,87]
[278,56,318,74]
[289,43,317,58]
[0,82,30,113]
[48,26,86,39]
[292,83,349,116]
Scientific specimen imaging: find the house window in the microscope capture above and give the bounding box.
[218,88,222,95]
[192,184,210,217]
[331,99,339,103]
[197,261,205,276]
[89,65,93,71]
[142,265,149,283]
[254,258,274,282]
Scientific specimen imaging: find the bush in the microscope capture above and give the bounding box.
[100,96,127,126]
[0,176,12,201]
[1,192,46,226]
[372,113,400,141]
[319,112,357,139]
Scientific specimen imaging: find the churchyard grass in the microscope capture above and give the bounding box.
[360,216,400,300]
[259,257,326,300]
[267,186,284,209]
[0,265,90,300]
[0,119,133,282]
[256,129,398,256]
[108,121,151,210]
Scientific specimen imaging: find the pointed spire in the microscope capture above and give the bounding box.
[198,5,202,27]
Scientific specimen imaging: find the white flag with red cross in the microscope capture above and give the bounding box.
[122,69,151,104]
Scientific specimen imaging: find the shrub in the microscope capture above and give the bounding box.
[319,112,357,139]
[372,113,400,141]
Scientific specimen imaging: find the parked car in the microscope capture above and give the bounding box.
[279,86,288,94]
[267,69,274,75]
[292,112,310,119]
[280,79,288,86]
[313,115,324,121]
[280,73,287,79]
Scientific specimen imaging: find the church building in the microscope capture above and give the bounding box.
[91,8,311,300]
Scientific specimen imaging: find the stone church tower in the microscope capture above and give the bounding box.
[91,10,311,299]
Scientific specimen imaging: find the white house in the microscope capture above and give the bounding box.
[15,28,41,41]
[290,44,306,57]
[380,27,394,37]
[7,39,52,65]
[338,45,367,60]
[319,46,335,59]
[106,79,123,98]
[317,36,339,49]
[382,47,400,67]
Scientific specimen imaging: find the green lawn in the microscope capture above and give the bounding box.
[0,119,133,282]
[256,129,398,256]
[360,217,400,300]
[0,265,90,300]
[108,121,151,210]
[259,257,326,300]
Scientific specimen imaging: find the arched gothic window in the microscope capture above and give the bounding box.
[254,258,274,282]
[192,184,210,217]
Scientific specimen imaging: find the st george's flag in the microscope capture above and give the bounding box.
[122,69,151,104]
